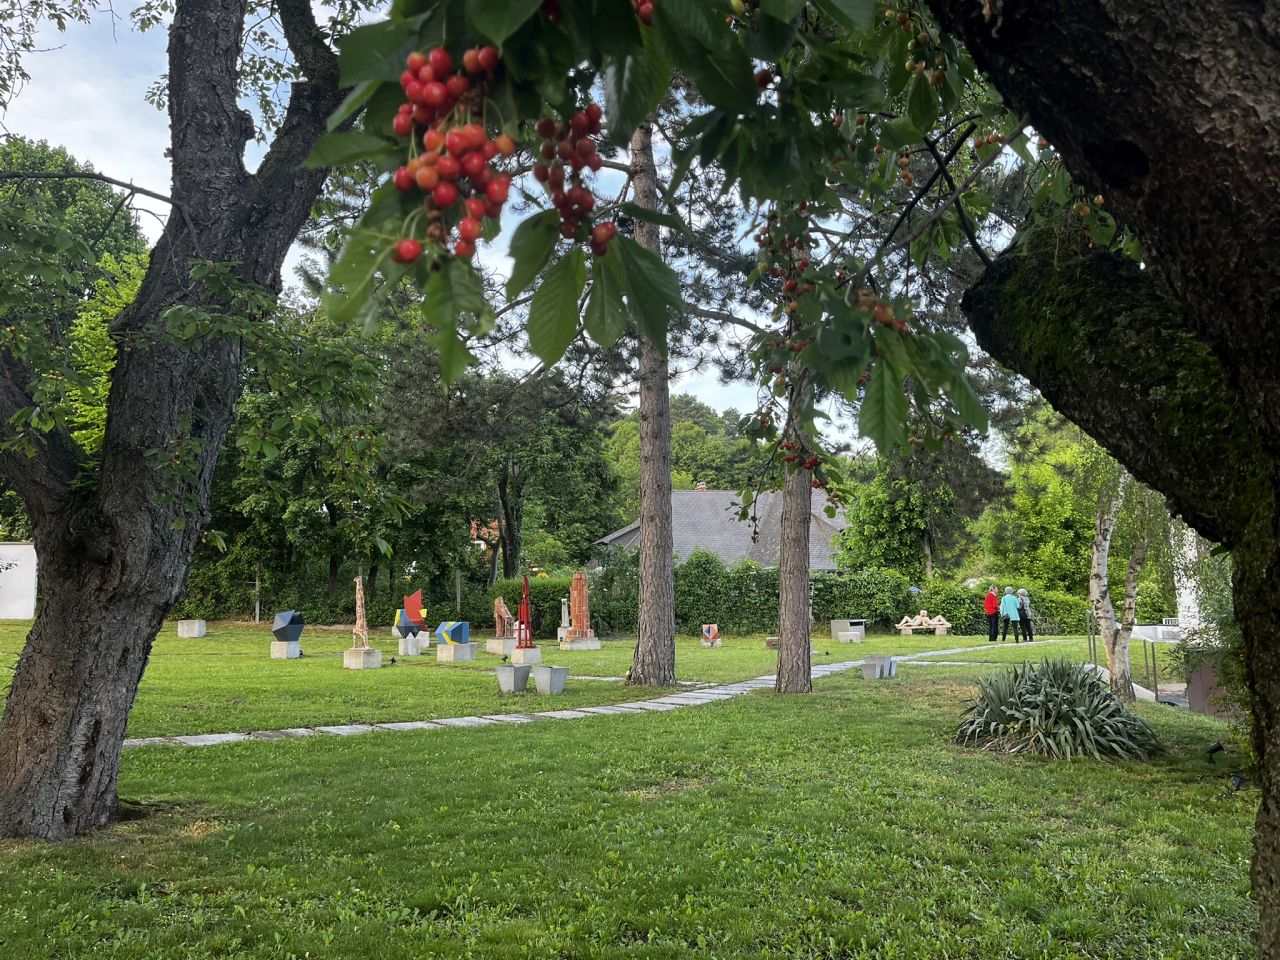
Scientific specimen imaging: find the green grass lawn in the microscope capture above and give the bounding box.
[0,622,999,739]
[915,635,1184,683]
[0,662,1256,958]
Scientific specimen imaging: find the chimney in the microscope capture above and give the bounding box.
[695,481,708,491]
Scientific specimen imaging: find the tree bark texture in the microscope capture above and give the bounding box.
[626,121,676,688]
[961,245,1280,950]
[776,372,814,694]
[0,0,343,839]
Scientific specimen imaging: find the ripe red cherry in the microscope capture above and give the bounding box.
[481,139,499,160]
[461,151,488,179]
[547,163,566,187]
[428,48,454,76]
[638,1,653,24]
[423,129,445,152]
[535,117,558,139]
[445,74,471,98]
[577,137,596,157]
[393,113,413,137]
[394,166,414,191]
[458,217,482,242]
[495,133,518,157]
[556,140,575,161]
[433,182,459,208]
[416,64,436,84]
[454,238,476,258]
[446,129,470,156]
[533,162,550,182]
[570,111,590,136]
[478,46,499,73]
[462,123,486,149]
[404,80,424,103]
[585,103,602,129]
[407,52,427,72]
[422,82,448,107]
[484,199,504,218]
[400,69,416,89]
[586,152,603,172]
[393,238,422,263]
[486,175,511,204]
[462,48,482,74]
[591,222,617,243]
[436,154,461,180]
[465,197,486,219]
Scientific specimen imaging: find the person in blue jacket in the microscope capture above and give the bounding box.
[999,586,1022,642]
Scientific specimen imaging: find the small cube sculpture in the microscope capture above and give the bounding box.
[701,624,721,648]
[435,621,470,645]
[271,610,304,645]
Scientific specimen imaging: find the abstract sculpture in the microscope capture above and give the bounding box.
[512,574,541,665]
[436,621,471,645]
[404,589,426,629]
[270,610,303,659]
[494,596,515,639]
[344,576,381,669]
[560,570,601,650]
[701,624,721,648]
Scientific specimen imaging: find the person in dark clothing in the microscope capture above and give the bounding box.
[1017,588,1034,642]
[984,585,1000,642]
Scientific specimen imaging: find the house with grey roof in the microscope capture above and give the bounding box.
[595,486,846,571]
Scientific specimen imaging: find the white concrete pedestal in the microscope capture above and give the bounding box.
[177,619,207,638]
[486,636,518,656]
[559,637,601,651]
[699,638,722,648]
[533,664,569,694]
[344,647,382,669]
[270,640,300,660]
[497,663,532,693]
[557,626,571,642]
[398,634,425,656]
[511,646,542,665]
[437,643,477,662]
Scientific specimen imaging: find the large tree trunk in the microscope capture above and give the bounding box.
[626,120,675,688]
[497,460,524,579]
[776,370,814,694]
[0,0,343,839]
[775,458,813,693]
[1117,530,1149,679]
[1090,474,1133,700]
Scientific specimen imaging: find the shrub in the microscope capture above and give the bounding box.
[723,558,778,633]
[591,547,639,635]
[811,567,912,631]
[957,659,1159,761]
[673,548,729,633]
[917,581,985,635]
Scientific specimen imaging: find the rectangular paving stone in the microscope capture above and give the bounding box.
[123,737,178,748]
[314,724,377,737]
[536,709,593,720]
[172,732,250,747]
[435,716,496,727]
[632,701,682,711]
[374,720,445,731]
[482,714,540,723]
[248,728,314,741]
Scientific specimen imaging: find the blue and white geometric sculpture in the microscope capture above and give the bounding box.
[435,621,470,645]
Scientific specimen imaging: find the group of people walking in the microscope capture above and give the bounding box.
[985,585,1033,643]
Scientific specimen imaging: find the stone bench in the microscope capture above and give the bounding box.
[897,624,949,636]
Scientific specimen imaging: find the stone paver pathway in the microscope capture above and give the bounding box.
[124,639,1066,750]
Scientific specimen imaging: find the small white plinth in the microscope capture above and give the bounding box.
[699,639,722,648]
[398,634,425,656]
[559,637,601,651]
[533,664,569,694]
[437,643,477,662]
[344,647,382,670]
[511,646,542,665]
[497,663,532,693]
[837,631,863,643]
[270,640,300,660]
[557,626,571,642]
[486,636,518,656]
[177,619,207,638]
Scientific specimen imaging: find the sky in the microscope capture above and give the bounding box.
[2,14,772,417]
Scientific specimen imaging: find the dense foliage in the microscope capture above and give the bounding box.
[957,659,1159,761]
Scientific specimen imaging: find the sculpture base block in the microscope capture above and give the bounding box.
[559,637,601,650]
[486,636,518,656]
[437,643,477,662]
[533,664,569,694]
[511,646,542,665]
[497,663,532,693]
[700,638,722,648]
[398,634,425,656]
[557,626,572,641]
[837,631,863,643]
[177,619,207,638]
[270,640,300,660]
[344,647,382,670]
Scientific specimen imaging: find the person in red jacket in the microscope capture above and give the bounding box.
[984,585,1000,642]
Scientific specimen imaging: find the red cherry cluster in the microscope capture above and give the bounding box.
[389,46,514,262]
[779,440,819,470]
[631,0,656,25]
[531,106,618,256]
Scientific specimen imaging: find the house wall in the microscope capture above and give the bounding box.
[0,542,37,619]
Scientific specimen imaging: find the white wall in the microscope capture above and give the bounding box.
[0,542,37,619]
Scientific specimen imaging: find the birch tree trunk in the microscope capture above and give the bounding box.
[1090,472,1134,700]
[625,120,675,687]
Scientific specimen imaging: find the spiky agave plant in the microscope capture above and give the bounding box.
[956,659,1159,761]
